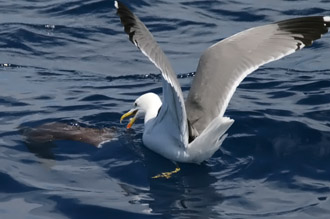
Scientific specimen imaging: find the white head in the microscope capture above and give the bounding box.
[120,92,162,128]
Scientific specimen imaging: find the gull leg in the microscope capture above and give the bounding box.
[152,162,180,179]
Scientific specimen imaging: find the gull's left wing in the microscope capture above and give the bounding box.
[115,1,188,147]
[186,16,330,136]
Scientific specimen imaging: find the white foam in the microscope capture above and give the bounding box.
[114,1,119,9]
[97,138,118,148]
[324,16,330,22]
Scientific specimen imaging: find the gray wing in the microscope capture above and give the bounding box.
[186,16,330,135]
[115,1,188,146]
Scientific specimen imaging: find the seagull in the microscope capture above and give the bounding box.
[116,1,330,164]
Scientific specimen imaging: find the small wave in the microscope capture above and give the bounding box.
[39,0,113,16]
[106,72,195,82]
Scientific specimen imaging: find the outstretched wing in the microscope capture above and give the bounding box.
[186,16,330,135]
[115,1,188,147]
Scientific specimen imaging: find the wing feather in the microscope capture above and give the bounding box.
[115,1,188,147]
[186,16,330,135]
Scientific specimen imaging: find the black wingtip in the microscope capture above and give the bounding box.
[115,1,138,44]
[277,16,330,49]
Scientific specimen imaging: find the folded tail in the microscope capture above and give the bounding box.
[187,117,234,163]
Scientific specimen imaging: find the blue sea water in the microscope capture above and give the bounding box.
[1,0,330,218]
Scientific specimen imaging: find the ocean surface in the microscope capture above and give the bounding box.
[1,0,330,218]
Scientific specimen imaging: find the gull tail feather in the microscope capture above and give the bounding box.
[187,117,234,163]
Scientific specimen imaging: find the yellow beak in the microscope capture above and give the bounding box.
[120,109,138,129]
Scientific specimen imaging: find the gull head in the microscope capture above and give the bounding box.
[120,93,162,129]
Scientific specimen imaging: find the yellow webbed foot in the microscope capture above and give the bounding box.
[152,165,180,179]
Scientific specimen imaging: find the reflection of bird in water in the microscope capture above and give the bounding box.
[148,163,223,217]
[21,122,117,159]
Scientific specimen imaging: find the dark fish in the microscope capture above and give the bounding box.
[21,122,117,148]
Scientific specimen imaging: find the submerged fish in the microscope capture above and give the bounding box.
[21,122,117,148]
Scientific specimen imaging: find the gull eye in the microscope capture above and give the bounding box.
[134,102,137,107]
